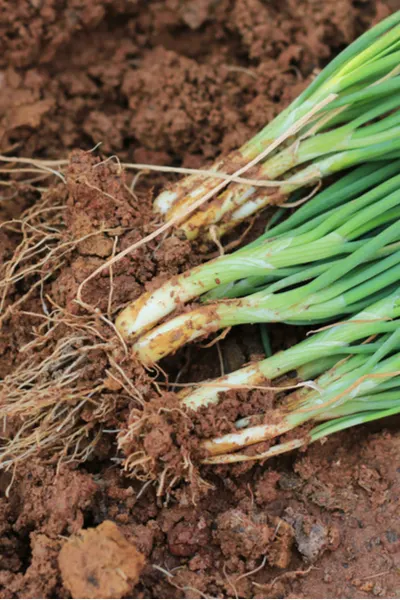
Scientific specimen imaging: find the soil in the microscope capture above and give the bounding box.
[58,520,145,598]
[0,0,400,598]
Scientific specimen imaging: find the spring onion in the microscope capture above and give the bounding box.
[117,162,400,364]
[202,329,400,464]
[153,12,400,240]
[121,293,400,474]
[178,290,400,411]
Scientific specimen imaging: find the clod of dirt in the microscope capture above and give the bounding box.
[266,516,295,569]
[215,509,294,568]
[215,508,271,560]
[168,516,210,557]
[295,521,329,562]
[58,520,145,599]
[284,508,340,562]
[255,470,281,504]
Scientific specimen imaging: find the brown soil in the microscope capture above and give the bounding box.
[58,520,145,599]
[1,1,399,598]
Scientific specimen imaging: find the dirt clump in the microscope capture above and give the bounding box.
[167,514,210,557]
[58,520,145,599]
[215,508,294,569]
[255,470,281,504]
[216,508,272,560]
[14,464,98,537]
[284,508,340,562]
[0,461,99,598]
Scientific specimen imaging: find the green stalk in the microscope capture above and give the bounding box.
[212,246,400,299]
[129,194,400,363]
[249,160,400,245]
[236,330,400,429]
[201,333,400,462]
[152,14,400,239]
[180,96,400,239]
[180,291,400,410]
[116,162,400,340]
[203,399,400,465]
[154,14,400,208]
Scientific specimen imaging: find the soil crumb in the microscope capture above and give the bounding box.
[58,520,145,599]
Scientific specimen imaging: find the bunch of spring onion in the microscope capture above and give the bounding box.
[180,292,400,464]
[153,12,400,240]
[116,160,400,363]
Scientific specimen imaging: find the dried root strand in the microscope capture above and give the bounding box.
[0,303,146,471]
[0,153,161,475]
[0,189,67,322]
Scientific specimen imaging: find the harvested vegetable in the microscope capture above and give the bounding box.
[117,161,400,364]
[179,291,400,410]
[120,292,400,477]
[203,332,400,464]
[154,12,400,240]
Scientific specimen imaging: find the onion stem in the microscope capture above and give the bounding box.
[120,168,400,364]
[153,13,400,239]
[202,331,400,463]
